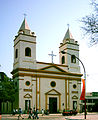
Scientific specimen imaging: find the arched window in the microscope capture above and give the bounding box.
[62,56,65,64]
[15,49,18,58]
[71,55,76,63]
[25,47,31,57]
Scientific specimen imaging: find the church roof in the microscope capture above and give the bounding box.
[63,28,74,41]
[18,18,30,32]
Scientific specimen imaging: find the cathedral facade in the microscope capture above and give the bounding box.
[12,18,82,113]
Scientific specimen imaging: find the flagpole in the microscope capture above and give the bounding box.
[61,51,86,119]
[85,99,86,119]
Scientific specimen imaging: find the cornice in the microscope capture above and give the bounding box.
[37,61,68,67]
[59,42,79,48]
[59,48,79,52]
[14,33,36,41]
[14,39,36,47]
[13,72,81,81]
[12,67,82,77]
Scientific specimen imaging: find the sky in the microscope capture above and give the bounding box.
[0,0,98,92]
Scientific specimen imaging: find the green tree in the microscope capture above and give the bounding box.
[81,0,98,46]
[0,72,15,103]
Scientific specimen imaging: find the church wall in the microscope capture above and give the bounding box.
[37,62,68,72]
[14,34,36,45]
[14,34,36,70]
[39,77,66,111]
[18,76,37,111]
[19,41,36,69]
[59,40,80,74]
[36,63,50,70]
[19,78,25,109]
[13,77,19,110]
[13,42,20,69]
[68,80,81,112]
[12,69,81,112]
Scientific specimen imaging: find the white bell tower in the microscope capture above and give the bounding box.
[13,18,36,70]
[59,28,80,73]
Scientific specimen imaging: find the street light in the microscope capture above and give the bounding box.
[61,51,86,119]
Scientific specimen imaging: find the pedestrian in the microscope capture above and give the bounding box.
[16,109,18,114]
[18,108,24,120]
[41,109,44,116]
[63,109,65,112]
[12,109,16,115]
[35,109,39,119]
[28,108,33,119]
[32,107,36,119]
[0,112,1,120]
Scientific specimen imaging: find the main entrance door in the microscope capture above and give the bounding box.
[49,97,57,113]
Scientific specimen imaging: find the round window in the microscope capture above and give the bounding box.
[73,84,77,89]
[25,81,30,86]
[50,81,56,87]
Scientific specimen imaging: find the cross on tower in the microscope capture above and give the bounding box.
[67,24,70,28]
[23,13,27,18]
[48,51,56,63]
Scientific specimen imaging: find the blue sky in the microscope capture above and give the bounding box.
[0,0,98,92]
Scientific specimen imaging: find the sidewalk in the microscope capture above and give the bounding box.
[1,113,98,120]
[65,112,98,120]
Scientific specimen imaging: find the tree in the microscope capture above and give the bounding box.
[81,0,98,46]
[0,72,15,102]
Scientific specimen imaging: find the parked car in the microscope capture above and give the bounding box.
[62,110,77,116]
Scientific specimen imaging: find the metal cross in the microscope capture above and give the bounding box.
[23,13,27,18]
[48,51,56,63]
[67,24,70,28]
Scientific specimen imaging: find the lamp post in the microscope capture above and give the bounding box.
[61,51,86,119]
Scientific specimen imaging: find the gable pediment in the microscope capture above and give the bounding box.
[24,93,32,98]
[72,95,78,99]
[38,64,82,77]
[39,65,67,73]
[45,89,61,95]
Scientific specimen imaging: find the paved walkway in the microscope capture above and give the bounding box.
[66,112,98,120]
[1,113,98,120]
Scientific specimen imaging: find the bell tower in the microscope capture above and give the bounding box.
[13,18,36,70]
[59,28,80,73]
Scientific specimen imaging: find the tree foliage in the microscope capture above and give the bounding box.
[0,73,15,102]
[81,0,98,46]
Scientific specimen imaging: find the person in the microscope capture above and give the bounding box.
[32,107,36,119]
[28,108,33,119]
[16,109,18,114]
[63,109,65,112]
[41,109,44,116]
[0,112,1,120]
[12,109,16,115]
[35,109,39,119]
[18,108,24,120]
